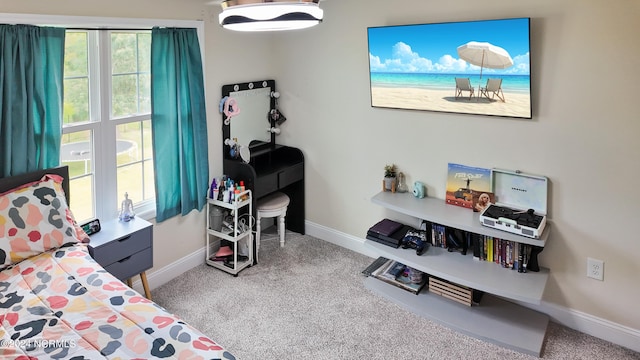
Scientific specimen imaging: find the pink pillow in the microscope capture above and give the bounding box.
[0,174,89,269]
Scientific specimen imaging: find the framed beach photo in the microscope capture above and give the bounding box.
[367,18,532,119]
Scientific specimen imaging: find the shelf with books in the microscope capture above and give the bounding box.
[370,191,550,304]
[366,239,548,304]
[366,191,552,357]
[372,191,550,247]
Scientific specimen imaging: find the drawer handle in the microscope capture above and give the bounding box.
[117,235,131,243]
[118,256,132,263]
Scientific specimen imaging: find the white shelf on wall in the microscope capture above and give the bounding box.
[365,191,552,357]
[372,191,551,247]
[364,277,548,357]
[366,240,549,304]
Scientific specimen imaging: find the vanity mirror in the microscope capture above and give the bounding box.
[222,79,276,159]
[221,78,305,241]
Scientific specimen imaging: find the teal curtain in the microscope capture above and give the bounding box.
[151,27,209,222]
[0,25,65,177]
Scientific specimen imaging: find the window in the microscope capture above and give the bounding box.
[0,13,204,224]
[61,30,154,223]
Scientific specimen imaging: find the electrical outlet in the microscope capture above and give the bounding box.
[587,258,604,281]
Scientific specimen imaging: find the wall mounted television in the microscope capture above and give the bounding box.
[367,17,531,119]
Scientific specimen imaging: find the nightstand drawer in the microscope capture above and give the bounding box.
[103,247,153,281]
[90,225,152,266]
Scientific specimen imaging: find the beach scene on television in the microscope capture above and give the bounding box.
[368,18,531,119]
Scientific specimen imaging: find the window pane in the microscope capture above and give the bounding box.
[116,122,141,165]
[139,73,151,113]
[63,78,89,124]
[111,33,137,74]
[63,31,90,125]
[142,120,155,201]
[69,176,94,223]
[143,160,156,201]
[137,33,151,72]
[142,119,153,160]
[64,32,88,77]
[112,74,138,117]
[61,130,94,222]
[117,162,143,209]
[138,33,151,113]
[112,32,150,118]
[116,120,154,205]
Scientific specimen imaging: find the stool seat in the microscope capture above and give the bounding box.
[256,192,290,263]
[258,192,290,211]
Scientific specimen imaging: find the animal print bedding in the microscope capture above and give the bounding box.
[0,244,235,359]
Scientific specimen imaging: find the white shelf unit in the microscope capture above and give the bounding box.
[206,190,253,276]
[367,191,552,357]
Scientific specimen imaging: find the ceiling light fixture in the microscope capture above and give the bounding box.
[219,0,324,32]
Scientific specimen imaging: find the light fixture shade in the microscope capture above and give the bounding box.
[219,0,324,32]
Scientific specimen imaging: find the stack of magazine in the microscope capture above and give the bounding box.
[363,257,427,295]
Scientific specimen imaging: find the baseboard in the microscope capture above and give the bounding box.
[129,247,205,294]
[304,220,640,354]
[305,220,379,258]
[533,301,640,353]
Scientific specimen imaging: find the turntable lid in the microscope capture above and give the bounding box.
[491,168,548,215]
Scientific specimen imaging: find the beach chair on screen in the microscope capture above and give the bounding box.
[455,78,475,100]
[480,78,505,102]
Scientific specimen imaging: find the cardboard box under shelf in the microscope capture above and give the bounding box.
[428,277,483,306]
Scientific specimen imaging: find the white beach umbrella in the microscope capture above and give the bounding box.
[457,41,513,83]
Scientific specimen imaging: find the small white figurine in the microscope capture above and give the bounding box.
[119,192,135,222]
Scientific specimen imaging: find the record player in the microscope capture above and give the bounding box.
[479,169,548,239]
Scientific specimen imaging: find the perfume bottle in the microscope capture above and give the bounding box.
[396,172,408,193]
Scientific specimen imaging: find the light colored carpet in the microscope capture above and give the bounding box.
[152,230,639,360]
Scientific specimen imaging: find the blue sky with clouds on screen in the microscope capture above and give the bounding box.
[368,18,530,75]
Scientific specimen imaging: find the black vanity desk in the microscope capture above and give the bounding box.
[223,142,305,235]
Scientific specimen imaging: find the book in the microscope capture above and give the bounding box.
[362,256,390,276]
[371,260,427,294]
[371,259,394,278]
[445,163,492,209]
[368,218,403,237]
[392,268,427,294]
[518,243,525,273]
[431,223,446,247]
[379,261,405,281]
[471,233,481,260]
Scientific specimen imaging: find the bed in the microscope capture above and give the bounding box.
[0,166,235,359]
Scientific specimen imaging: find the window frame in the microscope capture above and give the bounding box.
[0,12,206,222]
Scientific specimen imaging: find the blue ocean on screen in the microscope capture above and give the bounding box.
[370,73,530,94]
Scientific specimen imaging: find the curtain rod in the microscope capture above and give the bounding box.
[66,27,151,31]
[65,27,195,31]
[1,24,197,31]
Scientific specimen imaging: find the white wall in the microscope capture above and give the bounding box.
[269,0,640,334]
